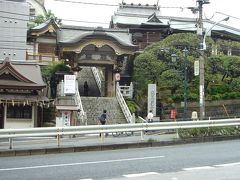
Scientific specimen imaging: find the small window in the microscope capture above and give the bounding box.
[7,105,32,119]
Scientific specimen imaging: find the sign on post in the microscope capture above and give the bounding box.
[115,73,120,81]
[64,75,76,94]
[148,84,156,116]
[194,60,199,76]
[62,111,71,127]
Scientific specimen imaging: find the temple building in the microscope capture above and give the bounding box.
[110,3,240,53]
[28,19,137,97]
[0,58,47,128]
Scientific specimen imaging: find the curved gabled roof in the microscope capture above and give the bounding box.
[29,18,59,35]
[0,58,46,90]
[58,26,136,49]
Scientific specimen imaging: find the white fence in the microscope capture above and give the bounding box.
[0,118,240,149]
[116,82,133,123]
[119,82,133,99]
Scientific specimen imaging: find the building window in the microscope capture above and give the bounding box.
[7,105,32,119]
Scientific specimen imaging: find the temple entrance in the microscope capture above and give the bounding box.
[59,27,136,97]
[0,104,4,129]
[77,65,115,97]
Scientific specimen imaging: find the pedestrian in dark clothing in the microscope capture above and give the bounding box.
[83,81,89,96]
[98,110,108,137]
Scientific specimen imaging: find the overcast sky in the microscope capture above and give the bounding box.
[45,0,240,29]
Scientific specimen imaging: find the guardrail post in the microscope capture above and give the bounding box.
[176,129,179,139]
[9,137,13,149]
[100,132,105,143]
[141,130,144,140]
[57,134,60,147]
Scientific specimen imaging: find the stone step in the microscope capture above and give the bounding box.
[78,67,100,97]
[81,96,127,125]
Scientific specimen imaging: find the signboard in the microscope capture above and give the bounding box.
[194,60,199,76]
[56,111,71,127]
[148,84,156,116]
[62,111,71,127]
[56,117,63,127]
[64,75,76,94]
[115,73,120,81]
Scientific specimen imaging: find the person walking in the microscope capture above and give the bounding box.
[98,110,108,137]
[83,81,89,96]
[147,110,154,123]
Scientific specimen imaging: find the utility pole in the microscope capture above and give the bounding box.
[183,48,188,120]
[196,0,210,120]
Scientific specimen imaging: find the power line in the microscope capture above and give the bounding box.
[0,10,30,17]
[0,26,29,30]
[61,19,109,24]
[0,47,28,50]
[215,12,240,21]
[53,0,119,6]
[0,14,109,25]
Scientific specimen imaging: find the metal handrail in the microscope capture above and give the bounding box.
[116,82,133,123]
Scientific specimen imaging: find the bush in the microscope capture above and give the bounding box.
[125,98,137,114]
[178,126,240,138]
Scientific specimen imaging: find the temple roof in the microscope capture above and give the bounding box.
[0,58,46,90]
[111,3,240,40]
[58,26,136,49]
[29,18,59,36]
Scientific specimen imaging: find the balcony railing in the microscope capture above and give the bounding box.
[26,53,59,64]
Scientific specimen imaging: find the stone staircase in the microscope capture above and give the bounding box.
[81,96,127,125]
[78,67,100,97]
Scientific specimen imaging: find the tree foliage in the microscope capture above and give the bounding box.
[133,33,240,106]
[28,10,62,28]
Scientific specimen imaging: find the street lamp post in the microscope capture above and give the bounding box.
[202,17,230,50]
[198,16,229,120]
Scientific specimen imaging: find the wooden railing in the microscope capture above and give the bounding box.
[26,53,59,64]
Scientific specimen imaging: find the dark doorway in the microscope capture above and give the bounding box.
[0,104,4,129]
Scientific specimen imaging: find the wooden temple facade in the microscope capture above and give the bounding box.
[0,58,47,129]
[28,19,137,97]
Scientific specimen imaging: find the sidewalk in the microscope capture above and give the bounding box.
[0,132,178,157]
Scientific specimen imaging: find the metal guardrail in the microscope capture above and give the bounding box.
[0,118,240,149]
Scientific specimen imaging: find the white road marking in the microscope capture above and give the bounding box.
[214,162,240,167]
[0,155,164,171]
[183,166,215,171]
[123,172,159,178]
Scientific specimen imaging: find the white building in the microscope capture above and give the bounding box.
[0,0,29,61]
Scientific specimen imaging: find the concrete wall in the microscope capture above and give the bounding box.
[0,0,29,61]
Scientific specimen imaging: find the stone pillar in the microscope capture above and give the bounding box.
[106,66,114,97]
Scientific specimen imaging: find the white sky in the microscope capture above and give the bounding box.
[45,0,240,29]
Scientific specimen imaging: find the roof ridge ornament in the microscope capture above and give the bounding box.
[147,12,162,23]
[94,26,105,32]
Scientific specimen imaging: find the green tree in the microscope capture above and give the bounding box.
[41,61,70,98]
[29,10,62,28]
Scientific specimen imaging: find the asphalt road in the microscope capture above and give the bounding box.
[0,139,240,180]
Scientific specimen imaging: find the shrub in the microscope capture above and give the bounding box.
[125,98,137,114]
[178,126,240,138]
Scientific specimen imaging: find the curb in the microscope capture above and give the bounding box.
[0,135,239,157]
